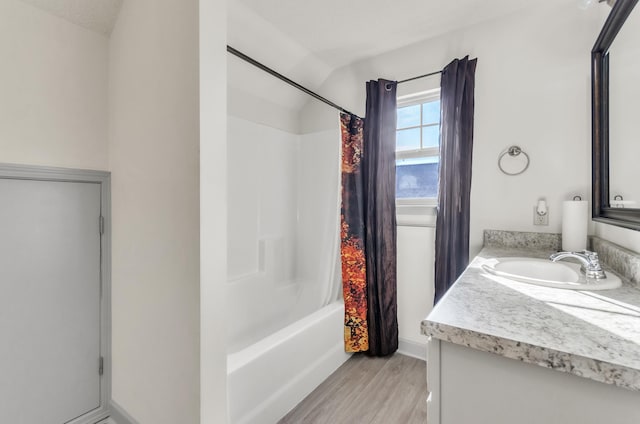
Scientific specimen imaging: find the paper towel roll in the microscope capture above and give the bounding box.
[562,200,588,251]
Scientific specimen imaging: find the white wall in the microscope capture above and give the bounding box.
[224,2,640,359]
[297,3,611,341]
[200,0,228,420]
[108,0,201,422]
[226,0,335,135]
[397,226,435,345]
[301,3,609,257]
[0,0,229,421]
[0,0,108,170]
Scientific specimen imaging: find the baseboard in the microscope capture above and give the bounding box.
[109,400,139,424]
[398,337,427,361]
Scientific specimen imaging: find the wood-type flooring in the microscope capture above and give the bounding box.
[279,353,427,424]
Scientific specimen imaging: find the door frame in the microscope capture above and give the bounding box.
[0,163,111,424]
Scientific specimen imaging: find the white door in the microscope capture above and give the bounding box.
[0,178,102,423]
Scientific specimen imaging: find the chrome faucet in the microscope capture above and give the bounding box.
[549,250,607,279]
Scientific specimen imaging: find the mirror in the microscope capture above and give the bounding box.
[609,2,640,208]
[592,0,640,230]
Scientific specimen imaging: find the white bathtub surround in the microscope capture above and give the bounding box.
[226,118,342,348]
[226,117,346,423]
[227,302,350,424]
[422,244,640,391]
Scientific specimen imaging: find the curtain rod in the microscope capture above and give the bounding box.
[227,45,357,117]
[397,69,443,85]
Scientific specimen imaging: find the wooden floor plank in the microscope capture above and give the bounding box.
[279,355,389,423]
[342,355,415,423]
[406,396,429,424]
[279,353,427,424]
[370,355,427,424]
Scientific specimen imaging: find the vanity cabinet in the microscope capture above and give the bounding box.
[423,230,640,424]
[426,338,640,424]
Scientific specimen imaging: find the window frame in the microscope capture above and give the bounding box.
[395,88,441,208]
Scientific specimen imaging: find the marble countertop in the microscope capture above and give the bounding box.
[422,246,640,391]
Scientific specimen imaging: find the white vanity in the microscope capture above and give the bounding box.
[422,231,640,424]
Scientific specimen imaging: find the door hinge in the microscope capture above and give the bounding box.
[99,216,104,235]
[99,356,104,376]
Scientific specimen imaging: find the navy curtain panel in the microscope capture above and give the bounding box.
[434,56,477,304]
[363,79,398,356]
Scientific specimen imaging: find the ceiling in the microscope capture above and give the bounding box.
[16,0,585,68]
[17,0,122,35]
[17,0,586,117]
[227,0,580,115]
[17,0,576,68]
[232,0,573,71]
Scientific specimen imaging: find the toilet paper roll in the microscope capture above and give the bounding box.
[562,200,588,251]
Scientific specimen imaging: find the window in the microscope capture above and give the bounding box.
[396,90,441,205]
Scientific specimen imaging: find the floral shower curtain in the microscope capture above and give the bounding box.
[339,79,398,356]
[340,113,369,352]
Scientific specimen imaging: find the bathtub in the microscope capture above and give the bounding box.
[227,301,350,424]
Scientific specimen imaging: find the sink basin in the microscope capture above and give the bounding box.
[481,257,622,290]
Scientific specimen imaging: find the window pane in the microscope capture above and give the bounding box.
[422,100,440,125]
[396,128,421,151]
[396,158,439,198]
[397,105,420,129]
[422,125,440,148]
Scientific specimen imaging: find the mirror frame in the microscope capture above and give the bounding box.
[592,0,640,231]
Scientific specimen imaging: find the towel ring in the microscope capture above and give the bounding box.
[498,145,530,176]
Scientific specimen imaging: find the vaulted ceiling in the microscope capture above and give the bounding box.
[227,0,577,114]
[17,0,585,116]
[233,0,566,71]
[17,0,122,35]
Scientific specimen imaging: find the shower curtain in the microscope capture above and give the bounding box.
[340,113,369,353]
[339,79,398,356]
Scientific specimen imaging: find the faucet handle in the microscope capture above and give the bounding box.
[580,250,606,279]
[580,250,600,262]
